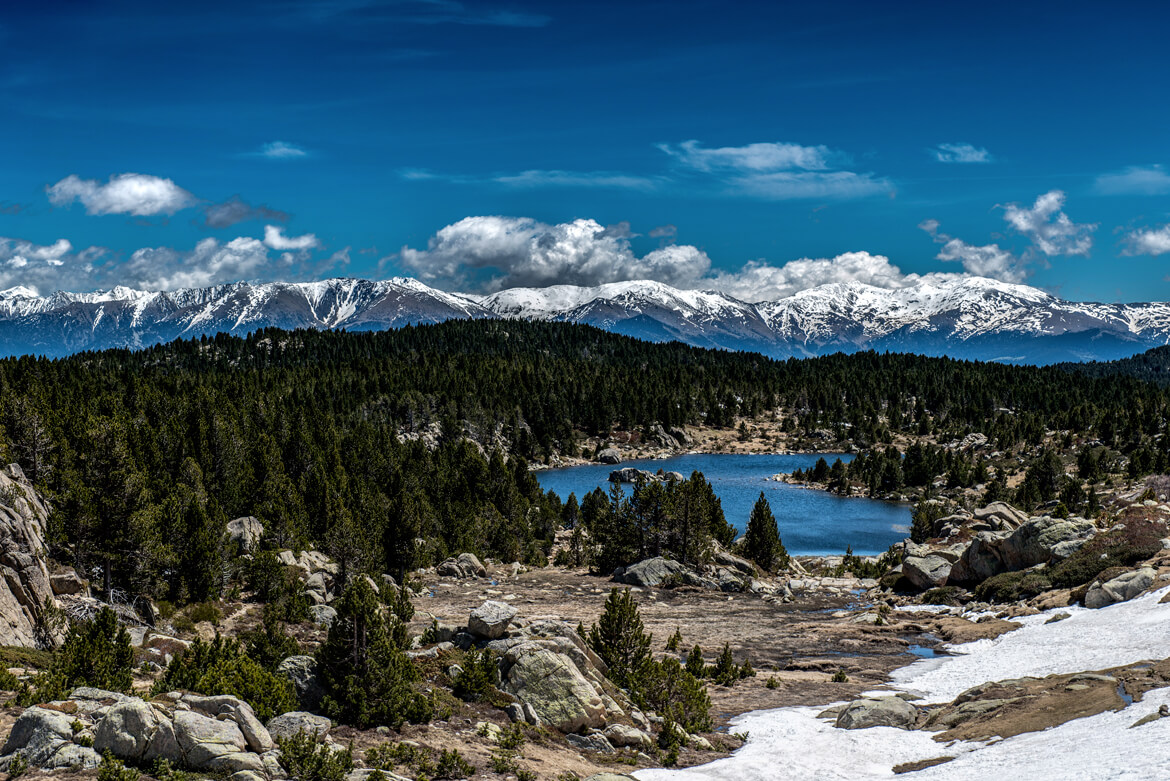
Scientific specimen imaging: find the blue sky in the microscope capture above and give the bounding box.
[2,0,1169,301]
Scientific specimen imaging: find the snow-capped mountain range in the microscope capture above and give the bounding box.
[1,275,1168,364]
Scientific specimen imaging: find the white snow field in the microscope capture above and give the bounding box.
[637,585,1170,781]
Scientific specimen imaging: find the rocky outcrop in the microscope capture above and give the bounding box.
[277,655,324,711]
[0,464,58,647]
[596,447,622,464]
[902,552,955,590]
[436,552,487,579]
[469,600,517,640]
[50,568,88,596]
[1085,567,1156,609]
[265,711,331,742]
[227,516,264,552]
[608,468,685,484]
[502,643,607,733]
[836,697,918,730]
[0,705,101,770]
[613,557,689,588]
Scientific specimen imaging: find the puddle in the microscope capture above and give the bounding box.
[907,644,938,659]
[1117,681,1134,706]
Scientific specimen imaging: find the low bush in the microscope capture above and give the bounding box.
[152,635,295,720]
[451,647,496,702]
[277,732,353,781]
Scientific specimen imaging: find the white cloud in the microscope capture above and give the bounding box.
[1123,225,1170,256]
[1095,165,1170,196]
[121,237,276,290]
[258,141,308,159]
[659,140,892,200]
[1002,190,1095,256]
[47,173,197,216]
[931,143,991,163]
[658,140,837,172]
[493,170,657,190]
[0,237,103,294]
[920,219,1026,282]
[263,225,321,251]
[704,251,956,302]
[399,216,710,291]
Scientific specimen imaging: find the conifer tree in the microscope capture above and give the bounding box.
[587,588,652,693]
[743,492,787,571]
[685,644,705,679]
[317,578,430,728]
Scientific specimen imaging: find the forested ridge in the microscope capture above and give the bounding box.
[1,320,1169,605]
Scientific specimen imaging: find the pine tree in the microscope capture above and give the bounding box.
[711,642,738,685]
[316,578,431,728]
[587,588,652,694]
[743,492,786,571]
[685,644,705,679]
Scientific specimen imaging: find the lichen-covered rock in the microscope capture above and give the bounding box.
[603,724,653,748]
[93,698,169,760]
[469,600,517,639]
[835,697,918,730]
[0,465,59,647]
[277,655,325,711]
[265,712,332,742]
[0,706,76,766]
[502,643,606,733]
[903,554,954,590]
[1085,567,1156,609]
[227,516,264,553]
[613,556,689,588]
[566,732,615,753]
[173,710,248,769]
[436,552,487,579]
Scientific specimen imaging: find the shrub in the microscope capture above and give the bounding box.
[24,606,135,704]
[152,635,295,721]
[185,602,222,626]
[317,578,431,728]
[242,608,302,671]
[765,676,778,689]
[685,644,705,679]
[7,752,28,779]
[277,731,353,781]
[434,748,475,780]
[710,643,738,686]
[642,656,711,734]
[452,647,496,702]
[97,751,139,781]
[665,627,682,653]
[920,586,963,606]
[831,669,849,683]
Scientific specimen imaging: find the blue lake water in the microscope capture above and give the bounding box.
[535,453,910,556]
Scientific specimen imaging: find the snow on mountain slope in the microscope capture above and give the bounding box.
[1,275,1169,363]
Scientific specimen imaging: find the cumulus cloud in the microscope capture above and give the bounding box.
[1123,225,1170,256]
[931,143,991,163]
[0,237,106,294]
[121,237,277,290]
[1095,165,1170,196]
[47,173,197,216]
[920,219,1025,282]
[704,251,956,302]
[258,141,308,159]
[399,216,710,291]
[263,225,321,251]
[649,224,678,240]
[203,196,290,229]
[1002,190,1095,256]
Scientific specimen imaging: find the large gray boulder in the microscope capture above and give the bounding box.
[265,712,332,742]
[973,502,1028,531]
[93,698,172,761]
[277,655,325,711]
[596,447,622,464]
[502,642,606,733]
[0,706,76,766]
[181,694,273,754]
[996,515,1096,571]
[1085,567,1156,609]
[227,516,264,553]
[173,710,248,769]
[836,697,918,730]
[436,552,486,579]
[469,600,518,640]
[50,568,88,596]
[949,531,1009,584]
[613,557,689,588]
[902,554,954,590]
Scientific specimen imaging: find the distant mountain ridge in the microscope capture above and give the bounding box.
[1,275,1168,363]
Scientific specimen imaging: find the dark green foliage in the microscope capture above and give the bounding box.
[97,751,139,781]
[50,607,134,694]
[920,586,964,606]
[642,656,712,734]
[743,493,786,571]
[710,643,738,686]
[242,608,302,671]
[587,588,652,695]
[277,732,353,781]
[831,669,849,683]
[435,748,476,780]
[152,635,295,720]
[685,644,705,679]
[910,499,947,544]
[665,627,682,652]
[452,647,496,702]
[316,578,431,728]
